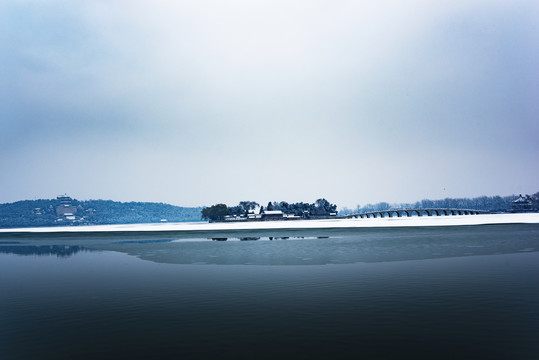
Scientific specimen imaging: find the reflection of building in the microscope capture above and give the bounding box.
[511,195,532,212]
[56,195,77,220]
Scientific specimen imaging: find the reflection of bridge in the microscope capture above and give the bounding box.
[341,208,489,219]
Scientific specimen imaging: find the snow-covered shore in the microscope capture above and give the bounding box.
[1,213,538,234]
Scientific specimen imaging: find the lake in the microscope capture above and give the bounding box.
[1,224,539,359]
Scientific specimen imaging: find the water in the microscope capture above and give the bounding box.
[1,224,539,359]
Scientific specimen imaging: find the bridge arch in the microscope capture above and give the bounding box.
[411,210,421,217]
[347,208,485,220]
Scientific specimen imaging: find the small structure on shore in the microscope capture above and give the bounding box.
[511,195,533,212]
[262,210,285,220]
[247,210,262,221]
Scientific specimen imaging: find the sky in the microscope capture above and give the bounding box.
[1,0,538,209]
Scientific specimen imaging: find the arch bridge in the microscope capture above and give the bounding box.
[341,208,488,219]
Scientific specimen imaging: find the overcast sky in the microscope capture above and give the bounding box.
[1,0,538,208]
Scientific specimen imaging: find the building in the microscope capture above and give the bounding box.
[224,215,248,222]
[511,195,532,212]
[247,210,262,221]
[261,210,285,221]
[55,195,78,218]
[220,208,331,222]
[57,195,72,205]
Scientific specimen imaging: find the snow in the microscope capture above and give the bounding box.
[0,213,538,234]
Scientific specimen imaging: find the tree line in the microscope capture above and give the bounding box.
[338,192,539,215]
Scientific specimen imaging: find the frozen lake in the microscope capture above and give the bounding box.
[1,223,539,359]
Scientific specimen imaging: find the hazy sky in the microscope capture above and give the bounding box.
[1,0,538,208]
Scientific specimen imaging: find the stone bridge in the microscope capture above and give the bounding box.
[341,208,488,219]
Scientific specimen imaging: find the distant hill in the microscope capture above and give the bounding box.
[0,197,203,228]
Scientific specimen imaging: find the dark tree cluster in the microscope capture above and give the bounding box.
[201,201,261,222]
[201,204,228,222]
[264,198,337,216]
[201,199,337,221]
[227,201,260,216]
[526,192,539,209]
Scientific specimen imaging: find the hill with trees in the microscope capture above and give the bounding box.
[0,197,202,228]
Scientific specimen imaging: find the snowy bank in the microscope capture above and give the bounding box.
[0,213,538,234]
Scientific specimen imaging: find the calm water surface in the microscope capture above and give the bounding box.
[1,224,539,359]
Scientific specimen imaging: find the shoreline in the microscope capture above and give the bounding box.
[0,213,538,235]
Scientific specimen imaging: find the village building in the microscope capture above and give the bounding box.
[260,210,303,221]
[223,209,303,222]
[261,210,285,220]
[247,210,262,221]
[224,215,248,222]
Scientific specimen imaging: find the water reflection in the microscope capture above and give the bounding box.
[208,236,321,241]
[1,224,538,265]
[0,245,93,258]
[115,239,173,244]
[79,224,539,265]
